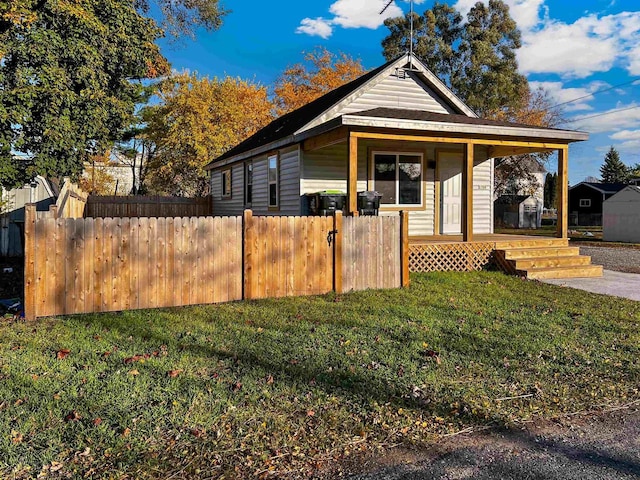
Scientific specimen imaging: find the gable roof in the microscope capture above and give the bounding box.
[570,182,627,194]
[206,54,475,169]
[604,185,640,202]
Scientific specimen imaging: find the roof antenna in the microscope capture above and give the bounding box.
[380,0,418,71]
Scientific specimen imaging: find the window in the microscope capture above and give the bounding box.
[221,169,231,198]
[268,154,279,208]
[579,198,591,208]
[245,162,253,205]
[373,152,422,206]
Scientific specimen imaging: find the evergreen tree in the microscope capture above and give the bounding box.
[381,0,527,117]
[600,146,629,183]
[543,173,552,209]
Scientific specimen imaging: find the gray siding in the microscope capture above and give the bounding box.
[214,145,301,216]
[211,163,245,216]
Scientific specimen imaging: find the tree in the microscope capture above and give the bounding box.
[274,48,365,116]
[78,153,117,195]
[143,73,274,196]
[382,3,463,86]
[381,0,527,117]
[0,0,225,190]
[493,88,562,197]
[600,146,629,183]
[543,172,557,209]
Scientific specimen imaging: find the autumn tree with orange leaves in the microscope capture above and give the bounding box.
[143,73,274,196]
[274,48,365,116]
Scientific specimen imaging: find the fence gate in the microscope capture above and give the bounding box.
[243,211,335,300]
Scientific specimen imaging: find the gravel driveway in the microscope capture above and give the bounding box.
[341,409,640,480]
[578,245,640,274]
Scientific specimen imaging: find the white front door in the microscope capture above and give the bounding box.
[439,152,463,234]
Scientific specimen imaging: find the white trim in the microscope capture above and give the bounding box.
[342,115,589,142]
[295,53,476,135]
[371,151,424,208]
[579,198,591,208]
[268,154,279,208]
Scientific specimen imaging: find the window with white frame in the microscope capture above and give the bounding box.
[268,154,279,208]
[245,162,253,205]
[579,198,591,208]
[373,152,423,206]
[221,169,231,198]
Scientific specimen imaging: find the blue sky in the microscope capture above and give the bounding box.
[159,0,640,184]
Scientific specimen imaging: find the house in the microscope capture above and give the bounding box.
[568,181,626,226]
[1,176,56,256]
[494,195,540,229]
[603,186,640,242]
[205,53,601,278]
[494,157,546,228]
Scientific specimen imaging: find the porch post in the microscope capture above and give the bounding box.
[348,131,358,215]
[462,142,474,242]
[557,146,569,239]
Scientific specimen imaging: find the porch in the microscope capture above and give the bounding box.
[408,234,602,279]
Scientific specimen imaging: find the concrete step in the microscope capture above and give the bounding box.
[522,264,604,280]
[504,246,581,260]
[513,255,592,270]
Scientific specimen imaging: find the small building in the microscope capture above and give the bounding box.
[1,176,56,256]
[568,181,626,226]
[603,186,640,242]
[494,195,540,229]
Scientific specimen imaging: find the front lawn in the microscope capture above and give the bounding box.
[1,272,639,478]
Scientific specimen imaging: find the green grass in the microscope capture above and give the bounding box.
[1,272,639,478]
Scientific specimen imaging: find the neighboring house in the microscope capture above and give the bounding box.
[0,176,56,256]
[603,186,640,243]
[494,195,540,229]
[206,53,586,240]
[569,182,626,226]
[494,157,546,228]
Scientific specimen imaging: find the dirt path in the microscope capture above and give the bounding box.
[332,407,640,480]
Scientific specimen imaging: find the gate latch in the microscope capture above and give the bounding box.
[327,229,338,247]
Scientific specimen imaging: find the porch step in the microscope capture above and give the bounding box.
[503,246,580,259]
[522,264,604,280]
[494,238,569,249]
[513,255,592,270]
[495,245,603,279]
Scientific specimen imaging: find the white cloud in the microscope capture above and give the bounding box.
[296,17,333,39]
[454,1,640,79]
[529,80,616,112]
[296,0,404,38]
[569,103,640,134]
[610,129,640,141]
[330,0,402,29]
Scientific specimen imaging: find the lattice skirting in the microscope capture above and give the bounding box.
[409,242,496,272]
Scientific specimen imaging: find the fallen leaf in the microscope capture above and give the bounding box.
[31,374,39,381]
[190,428,204,437]
[103,351,112,357]
[231,381,242,392]
[11,430,23,444]
[14,397,26,406]
[64,410,81,422]
[50,461,64,472]
[122,427,131,437]
[168,369,183,378]
[128,369,139,376]
[306,409,315,417]
[265,375,274,385]
[56,349,70,360]
[92,418,102,426]
[10,345,22,351]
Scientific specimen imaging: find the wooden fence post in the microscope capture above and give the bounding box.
[333,211,343,294]
[24,204,37,320]
[243,209,253,300]
[400,211,409,288]
[49,204,58,219]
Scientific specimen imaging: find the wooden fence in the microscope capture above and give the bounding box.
[85,195,212,218]
[55,180,87,219]
[24,208,409,320]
